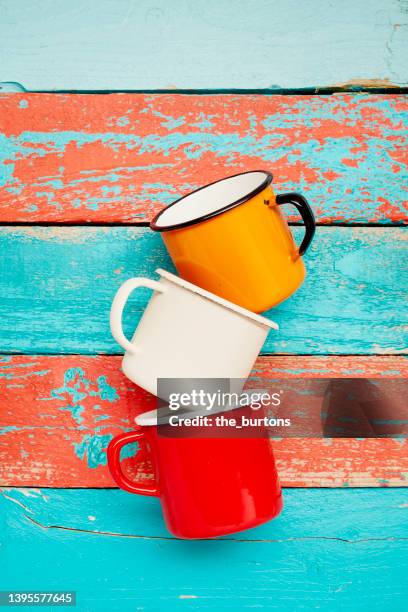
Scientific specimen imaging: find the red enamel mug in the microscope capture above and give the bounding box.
[107,410,283,539]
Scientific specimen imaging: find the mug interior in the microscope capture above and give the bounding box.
[152,171,271,230]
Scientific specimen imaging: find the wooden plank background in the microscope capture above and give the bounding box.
[0,92,407,491]
[1,487,407,610]
[0,94,407,224]
[0,225,406,354]
[1,355,406,487]
[1,2,408,609]
[0,1,407,91]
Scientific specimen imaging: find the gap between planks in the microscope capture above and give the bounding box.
[2,86,408,95]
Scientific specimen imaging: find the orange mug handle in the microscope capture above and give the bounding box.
[107,430,160,496]
[275,192,315,256]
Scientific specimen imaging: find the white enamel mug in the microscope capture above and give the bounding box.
[110,269,278,398]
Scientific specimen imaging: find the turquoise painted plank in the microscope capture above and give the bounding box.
[3,487,407,540]
[1,488,407,611]
[0,226,406,355]
[0,1,407,90]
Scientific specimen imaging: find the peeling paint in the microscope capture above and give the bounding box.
[0,94,407,223]
[1,355,407,487]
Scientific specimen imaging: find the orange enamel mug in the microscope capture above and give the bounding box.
[150,171,315,313]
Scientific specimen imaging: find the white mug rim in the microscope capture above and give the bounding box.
[156,269,278,330]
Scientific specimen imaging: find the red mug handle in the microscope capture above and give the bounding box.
[107,430,160,496]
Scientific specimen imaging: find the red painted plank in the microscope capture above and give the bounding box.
[0,94,407,223]
[1,355,406,487]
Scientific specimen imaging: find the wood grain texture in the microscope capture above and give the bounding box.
[1,355,406,487]
[0,93,407,223]
[1,488,407,611]
[1,226,406,355]
[0,0,407,90]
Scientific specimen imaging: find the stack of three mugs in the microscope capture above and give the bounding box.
[107,170,315,539]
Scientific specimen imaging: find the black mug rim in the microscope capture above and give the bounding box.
[150,170,273,232]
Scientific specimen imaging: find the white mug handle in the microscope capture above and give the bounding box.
[110,278,165,355]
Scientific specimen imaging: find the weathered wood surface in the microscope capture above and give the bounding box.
[1,355,406,487]
[1,226,406,355]
[1,487,407,610]
[0,0,407,90]
[0,93,407,224]
[0,2,406,606]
